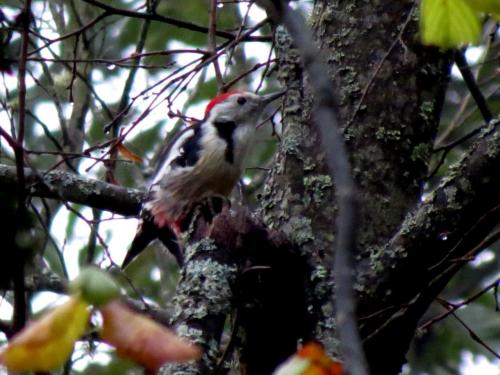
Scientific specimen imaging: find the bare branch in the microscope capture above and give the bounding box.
[361,118,500,304]
[454,50,493,124]
[12,0,32,333]
[208,0,224,90]
[443,303,500,359]
[419,278,500,330]
[81,0,269,42]
[0,164,144,217]
[358,119,500,367]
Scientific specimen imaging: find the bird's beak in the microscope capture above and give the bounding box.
[261,90,286,105]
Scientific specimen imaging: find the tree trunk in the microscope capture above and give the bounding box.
[259,1,453,374]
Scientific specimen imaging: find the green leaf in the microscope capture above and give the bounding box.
[42,243,66,277]
[464,0,500,19]
[420,0,482,49]
[70,267,121,307]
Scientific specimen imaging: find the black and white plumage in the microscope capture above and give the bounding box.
[122,90,284,268]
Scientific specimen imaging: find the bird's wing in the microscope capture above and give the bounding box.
[122,123,204,269]
[150,121,203,186]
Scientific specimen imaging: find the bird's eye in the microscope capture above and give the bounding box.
[237,97,247,105]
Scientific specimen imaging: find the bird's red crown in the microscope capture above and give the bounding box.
[204,91,243,117]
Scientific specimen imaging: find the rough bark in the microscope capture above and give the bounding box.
[259,0,451,361]
[159,208,313,375]
[357,118,500,373]
[311,0,451,251]
[254,0,467,373]
[0,164,143,216]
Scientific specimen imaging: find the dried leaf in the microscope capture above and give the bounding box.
[117,141,143,163]
[100,301,201,371]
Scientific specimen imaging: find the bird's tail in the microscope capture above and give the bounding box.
[121,217,183,269]
[121,218,157,269]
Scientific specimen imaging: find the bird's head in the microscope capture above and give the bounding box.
[204,90,284,126]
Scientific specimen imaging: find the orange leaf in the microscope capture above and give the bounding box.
[298,342,344,375]
[117,141,143,163]
[100,301,201,371]
[273,342,344,375]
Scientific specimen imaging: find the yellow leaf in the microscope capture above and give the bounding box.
[420,0,482,48]
[0,296,90,372]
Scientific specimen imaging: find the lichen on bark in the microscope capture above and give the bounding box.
[259,0,452,371]
[159,238,238,375]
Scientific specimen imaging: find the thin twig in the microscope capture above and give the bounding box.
[90,19,268,171]
[433,124,486,153]
[208,0,224,90]
[166,19,268,106]
[12,0,32,333]
[212,311,241,375]
[105,3,155,182]
[0,127,19,150]
[427,121,497,180]
[81,0,269,42]
[438,301,500,359]
[67,33,79,103]
[419,278,500,330]
[428,204,500,272]
[446,228,500,263]
[224,60,277,91]
[28,11,109,56]
[86,208,102,264]
[435,23,497,146]
[29,202,69,279]
[222,0,253,79]
[62,201,110,257]
[24,49,205,68]
[255,39,276,93]
[454,50,493,124]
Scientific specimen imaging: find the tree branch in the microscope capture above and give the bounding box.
[454,50,493,123]
[419,277,500,330]
[360,117,500,305]
[81,0,269,42]
[208,0,224,90]
[12,0,32,334]
[358,117,500,373]
[0,164,144,216]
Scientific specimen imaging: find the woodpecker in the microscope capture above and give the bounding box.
[122,90,284,268]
